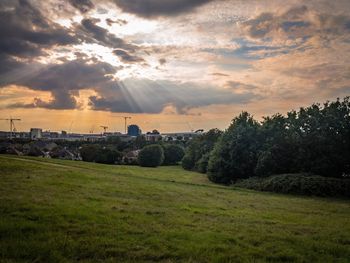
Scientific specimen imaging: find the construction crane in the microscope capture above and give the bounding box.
[89,125,95,134]
[116,116,131,134]
[0,117,21,139]
[100,125,108,133]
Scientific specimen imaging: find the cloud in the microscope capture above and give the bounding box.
[211,72,229,77]
[113,49,145,63]
[80,18,136,51]
[159,58,167,65]
[89,78,261,114]
[225,81,258,93]
[112,0,213,18]
[68,0,94,13]
[8,91,78,110]
[0,0,78,59]
[4,59,118,110]
[243,5,350,43]
[106,18,127,26]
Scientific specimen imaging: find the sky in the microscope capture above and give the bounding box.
[0,0,349,133]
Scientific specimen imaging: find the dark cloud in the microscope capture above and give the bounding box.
[113,49,145,63]
[9,91,78,110]
[112,0,213,18]
[106,18,127,26]
[17,59,116,92]
[68,0,94,13]
[0,0,78,58]
[80,18,136,51]
[89,78,261,114]
[159,58,167,65]
[5,59,117,110]
[211,72,229,77]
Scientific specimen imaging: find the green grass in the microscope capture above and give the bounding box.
[0,155,349,262]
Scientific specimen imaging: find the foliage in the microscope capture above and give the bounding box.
[181,129,222,172]
[138,144,164,167]
[162,144,185,165]
[80,145,122,164]
[255,114,298,177]
[196,152,210,173]
[181,154,193,170]
[235,174,350,198]
[207,112,261,184]
[95,148,123,164]
[207,97,350,183]
[80,145,99,162]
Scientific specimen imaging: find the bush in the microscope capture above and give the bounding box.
[95,149,123,164]
[181,154,194,170]
[163,144,185,165]
[80,145,99,162]
[138,145,164,167]
[235,174,350,198]
[80,145,122,164]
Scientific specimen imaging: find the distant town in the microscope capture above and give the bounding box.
[0,123,204,143]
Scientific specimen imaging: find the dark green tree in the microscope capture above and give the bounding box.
[163,144,185,165]
[80,145,99,162]
[207,112,261,184]
[255,114,298,176]
[181,129,222,172]
[138,144,164,167]
[95,148,123,164]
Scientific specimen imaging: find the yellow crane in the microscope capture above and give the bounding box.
[0,117,21,139]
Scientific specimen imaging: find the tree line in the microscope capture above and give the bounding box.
[182,97,350,184]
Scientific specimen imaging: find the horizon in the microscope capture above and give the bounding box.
[0,0,349,133]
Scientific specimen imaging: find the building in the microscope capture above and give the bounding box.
[42,131,59,139]
[127,124,142,137]
[145,130,162,142]
[162,131,202,141]
[30,128,42,140]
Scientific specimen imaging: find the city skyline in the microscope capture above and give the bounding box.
[0,0,349,133]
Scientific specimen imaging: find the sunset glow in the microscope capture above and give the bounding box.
[0,0,349,133]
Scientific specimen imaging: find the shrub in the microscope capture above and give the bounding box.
[235,174,350,198]
[181,154,194,170]
[95,149,123,164]
[80,145,99,162]
[138,145,164,167]
[163,144,185,165]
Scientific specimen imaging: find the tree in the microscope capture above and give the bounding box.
[163,144,185,165]
[138,144,164,167]
[80,145,99,162]
[255,114,298,176]
[95,148,123,164]
[207,112,261,184]
[181,129,222,172]
[196,152,210,173]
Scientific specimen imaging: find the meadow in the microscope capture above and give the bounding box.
[0,155,349,262]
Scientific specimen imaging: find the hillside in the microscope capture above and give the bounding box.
[0,155,349,262]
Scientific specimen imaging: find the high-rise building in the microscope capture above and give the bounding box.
[127,125,141,136]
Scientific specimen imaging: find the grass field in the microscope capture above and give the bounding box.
[0,155,349,262]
